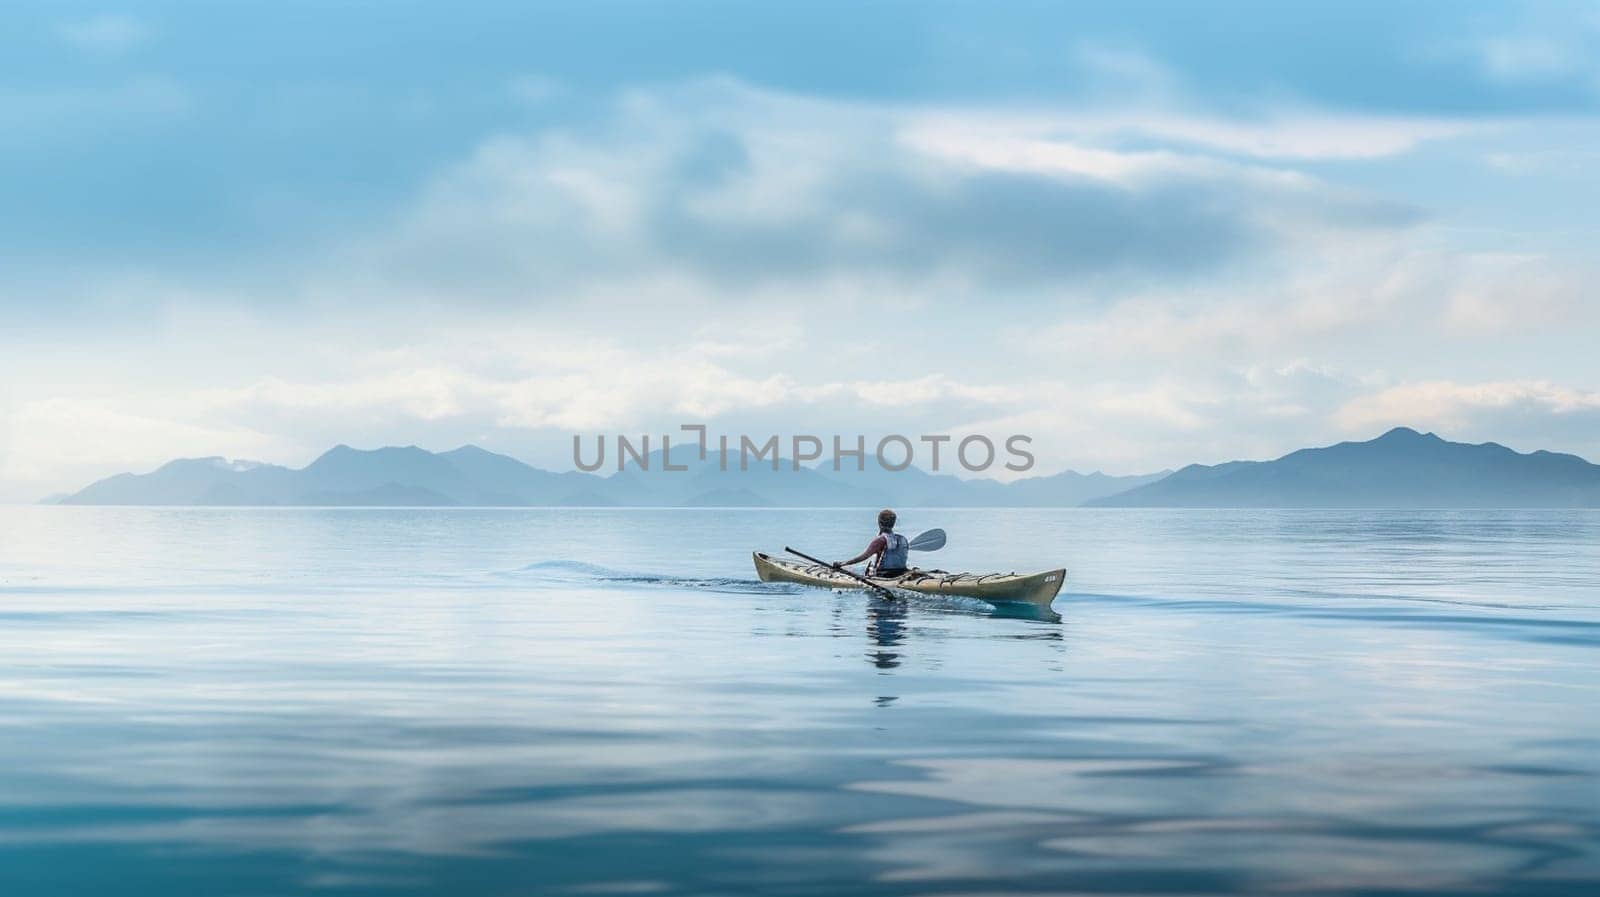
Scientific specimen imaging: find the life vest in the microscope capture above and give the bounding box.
[877,531,909,572]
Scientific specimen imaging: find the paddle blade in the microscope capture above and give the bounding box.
[907,528,946,552]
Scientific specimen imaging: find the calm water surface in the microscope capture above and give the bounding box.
[1,507,1597,895]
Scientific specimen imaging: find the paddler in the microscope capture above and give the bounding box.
[834,509,911,578]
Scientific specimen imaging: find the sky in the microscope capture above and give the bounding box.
[4,1,1600,499]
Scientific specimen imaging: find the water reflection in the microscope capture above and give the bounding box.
[988,602,1063,624]
[2,507,1597,896]
[853,590,1062,678]
[843,756,1600,893]
[865,599,907,670]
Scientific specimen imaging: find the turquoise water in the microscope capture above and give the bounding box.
[1,507,1597,895]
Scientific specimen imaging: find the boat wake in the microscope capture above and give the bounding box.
[508,560,808,596]
[892,589,1063,622]
[1075,591,1600,647]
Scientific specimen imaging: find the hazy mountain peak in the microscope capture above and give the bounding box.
[1376,426,1424,440]
[308,444,434,465]
[1369,426,1448,446]
[313,444,356,462]
[155,456,226,471]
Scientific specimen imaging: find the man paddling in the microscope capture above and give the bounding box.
[835,509,911,578]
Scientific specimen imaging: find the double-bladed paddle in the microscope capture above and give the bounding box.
[783,528,947,600]
[784,546,897,599]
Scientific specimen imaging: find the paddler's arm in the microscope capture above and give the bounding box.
[833,548,875,568]
[834,534,887,568]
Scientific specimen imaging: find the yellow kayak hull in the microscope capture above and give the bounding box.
[753,552,1064,607]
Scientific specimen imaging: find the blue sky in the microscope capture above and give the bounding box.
[4,1,1600,498]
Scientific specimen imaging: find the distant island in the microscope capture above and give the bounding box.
[53,428,1600,508]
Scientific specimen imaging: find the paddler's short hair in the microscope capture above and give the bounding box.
[877,509,897,531]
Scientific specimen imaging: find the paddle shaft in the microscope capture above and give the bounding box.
[784,546,898,599]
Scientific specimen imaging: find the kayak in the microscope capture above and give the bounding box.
[752,552,1065,607]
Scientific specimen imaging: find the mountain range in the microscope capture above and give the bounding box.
[53,428,1600,508]
[56,443,1166,507]
[1090,427,1600,508]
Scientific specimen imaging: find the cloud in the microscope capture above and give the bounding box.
[1440,253,1593,332]
[58,14,149,53]
[0,77,190,149]
[1070,45,1182,101]
[911,108,1488,162]
[1443,6,1600,92]
[1,397,286,493]
[1484,146,1600,176]
[13,310,1600,498]
[338,79,1423,302]
[507,75,563,106]
[2,352,1001,495]
[179,365,1023,446]
[5,68,1597,497]
[1336,380,1600,438]
[1478,35,1587,82]
[1032,243,1599,371]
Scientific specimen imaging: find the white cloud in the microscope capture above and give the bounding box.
[1033,243,1599,370]
[1070,45,1182,100]
[1479,35,1585,82]
[1336,380,1600,437]
[1484,146,1600,176]
[900,126,1210,185]
[1440,253,1591,332]
[507,74,562,106]
[1061,41,1489,159]
[5,76,1598,497]
[909,107,1488,163]
[324,79,1425,304]
[1445,8,1600,90]
[0,77,190,148]
[6,310,1313,496]
[12,305,1600,497]
[1,397,286,496]
[1131,111,1486,160]
[929,369,1361,474]
[58,14,149,53]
